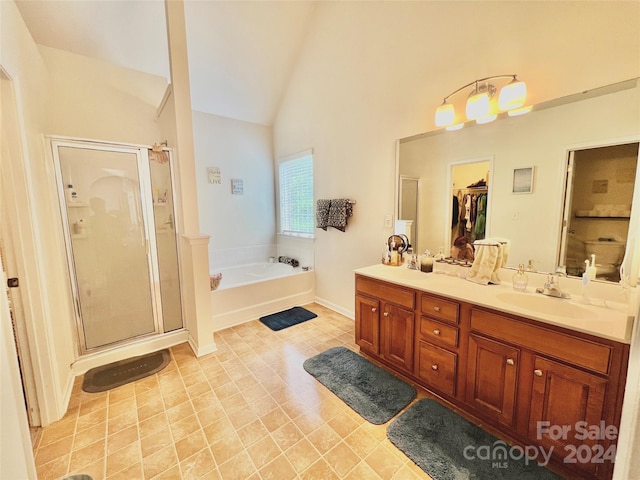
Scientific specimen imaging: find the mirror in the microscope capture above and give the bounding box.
[396,78,640,283]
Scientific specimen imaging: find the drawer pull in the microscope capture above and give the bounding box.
[433,329,441,336]
[534,369,543,377]
[431,364,438,371]
[383,312,389,317]
[433,306,441,312]
[506,358,515,366]
[371,307,377,313]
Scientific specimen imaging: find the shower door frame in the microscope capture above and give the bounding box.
[51,137,170,354]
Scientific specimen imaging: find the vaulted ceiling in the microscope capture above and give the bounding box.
[15,0,317,126]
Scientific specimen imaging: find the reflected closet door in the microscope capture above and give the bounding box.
[55,143,159,351]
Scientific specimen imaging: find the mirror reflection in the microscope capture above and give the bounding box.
[397,78,640,283]
[560,143,638,282]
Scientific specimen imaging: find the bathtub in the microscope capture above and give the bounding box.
[210,262,314,331]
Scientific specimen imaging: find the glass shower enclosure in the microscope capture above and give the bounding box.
[52,138,182,353]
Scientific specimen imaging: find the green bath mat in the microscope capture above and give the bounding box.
[387,398,563,479]
[303,346,416,424]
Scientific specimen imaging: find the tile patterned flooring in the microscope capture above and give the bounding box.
[32,303,432,480]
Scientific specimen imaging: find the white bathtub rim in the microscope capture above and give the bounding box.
[211,262,305,291]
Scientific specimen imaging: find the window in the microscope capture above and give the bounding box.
[278,151,314,237]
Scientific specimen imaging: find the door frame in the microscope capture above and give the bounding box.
[50,138,165,354]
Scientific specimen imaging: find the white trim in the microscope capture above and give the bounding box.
[276,148,314,165]
[155,83,173,120]
[187,334,218,357]
[1,68,67,425]
[71,330,188,375]
[314,296,354,320]
[444,156,494,250]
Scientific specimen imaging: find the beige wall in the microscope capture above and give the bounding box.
[41,46,167,145]
[192,111,277,269]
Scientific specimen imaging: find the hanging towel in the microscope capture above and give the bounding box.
[464,194,472,232]
[452,195,459,228]
[316,199,331,230]
[492,237,511,267]
[466,238,503,285]
[327,199,353,232]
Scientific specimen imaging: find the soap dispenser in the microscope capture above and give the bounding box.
[512,264,528,292]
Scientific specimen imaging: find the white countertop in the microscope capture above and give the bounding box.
[355,264,636,344]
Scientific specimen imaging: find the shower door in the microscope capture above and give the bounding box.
[53,140,164,352]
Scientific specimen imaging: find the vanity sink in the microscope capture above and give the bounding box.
[495,292,598,320]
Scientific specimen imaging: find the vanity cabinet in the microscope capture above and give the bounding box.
[354,295,380,355]
[415,293,461,397]
[355,276,415,373]
[466,334,519,428]
[354,273,629,480]
[528,356,609,477]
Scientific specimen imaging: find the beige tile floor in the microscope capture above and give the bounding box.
[32,303,432,480]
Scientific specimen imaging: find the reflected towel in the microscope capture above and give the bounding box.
[492,237,511,267]
[466,239,503,285]
[316,199,331,230]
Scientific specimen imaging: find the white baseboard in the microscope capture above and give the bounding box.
[187,334,218,357]
[314,296,354,320]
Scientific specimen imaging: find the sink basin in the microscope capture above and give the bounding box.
[495,292,598,320]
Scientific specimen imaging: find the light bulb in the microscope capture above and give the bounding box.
[435,102,455,127]
[466,92,490,120]
[499,78,527,110]
[446,123,464,131]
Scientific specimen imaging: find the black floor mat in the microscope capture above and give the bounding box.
[82,349,171,393]
[259,306,317,331]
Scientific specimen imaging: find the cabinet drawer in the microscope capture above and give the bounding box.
[470,309,612,375]
[421,294,459,324]
[418,316,459,348]
[356,276,415,309]
[416,341,457,396]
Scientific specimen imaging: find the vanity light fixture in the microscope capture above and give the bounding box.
[435,74,529,128]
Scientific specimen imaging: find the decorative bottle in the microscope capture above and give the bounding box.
[66,184,78,203]
[512,264,528,292]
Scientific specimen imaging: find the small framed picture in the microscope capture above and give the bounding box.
[512,166,534,194]
[231,178,244,195]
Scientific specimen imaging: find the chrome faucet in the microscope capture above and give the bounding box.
[536,273,571,299]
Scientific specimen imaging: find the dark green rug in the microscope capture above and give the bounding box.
[82,349,170,393]
[303,346,416,424]
[387,399,563,480]
[259,306,317,331]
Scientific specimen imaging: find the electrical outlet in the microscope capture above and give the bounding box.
[384,215,393,228]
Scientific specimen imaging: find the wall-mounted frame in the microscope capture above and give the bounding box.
[231,178,244,195]
[512,166,534,194]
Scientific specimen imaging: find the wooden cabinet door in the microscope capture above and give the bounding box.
[381,303,414,372]
[355,295,380,355]
[529,356,608,476]
[466,334,519,427]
